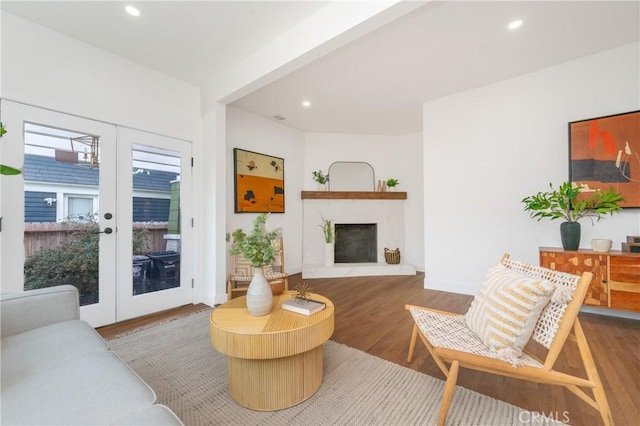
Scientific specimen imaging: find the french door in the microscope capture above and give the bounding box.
[3,101,192,327]
[116,127,193,321]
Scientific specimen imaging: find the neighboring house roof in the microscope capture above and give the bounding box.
[24,154,178,191]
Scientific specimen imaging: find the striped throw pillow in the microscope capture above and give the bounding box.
[465,263,556,363]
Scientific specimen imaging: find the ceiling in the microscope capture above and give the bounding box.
[1,1,329,88]
[3,1,639,136]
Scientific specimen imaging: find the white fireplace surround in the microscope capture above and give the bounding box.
[302,198,416,278]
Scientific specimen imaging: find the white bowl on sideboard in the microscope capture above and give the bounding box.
[591,239,613,253]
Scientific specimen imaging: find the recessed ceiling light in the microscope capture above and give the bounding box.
[508,20,523,30]
[302,101,311,108]
[125,5,140,17]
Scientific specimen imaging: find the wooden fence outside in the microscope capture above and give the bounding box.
[24,222,170,258]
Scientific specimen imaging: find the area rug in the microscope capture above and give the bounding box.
[107,310,549,425]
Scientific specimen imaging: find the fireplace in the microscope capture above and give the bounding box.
[301,195,415,278]
[335,224,377,263]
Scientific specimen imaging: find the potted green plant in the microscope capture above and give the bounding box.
[319,217,334,266]
[521,181,623,250]
[385,178,399,191]
[320,217,334,244]
[226,213,280,316]
[0,123,22,175]
[312,170,329,190]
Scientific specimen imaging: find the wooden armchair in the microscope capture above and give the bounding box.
[406,254,613,426]
[227,237,288,300]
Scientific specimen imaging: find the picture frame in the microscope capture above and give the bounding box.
[569,110,640,208]
[233,148,285,213]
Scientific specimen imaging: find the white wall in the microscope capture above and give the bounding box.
[398,132,424,270]
[225,107,306,282]
[423,42,640,296]
[200,105,227,306]
[304,131,424,270]
[1,13,201,141]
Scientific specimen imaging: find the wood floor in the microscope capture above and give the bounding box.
[97,273,640,425]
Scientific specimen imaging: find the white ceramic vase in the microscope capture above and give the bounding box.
[246,267,273,316]
[324,242,335,267]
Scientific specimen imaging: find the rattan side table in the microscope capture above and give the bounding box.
[210,292,334,411]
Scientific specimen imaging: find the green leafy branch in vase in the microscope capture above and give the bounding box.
[521,181,623,224]
[225,213,280,267]
[319,217,334,243]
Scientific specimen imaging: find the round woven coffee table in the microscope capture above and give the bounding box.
[209,292,334,411]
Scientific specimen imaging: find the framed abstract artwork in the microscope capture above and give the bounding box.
[569,110,640,208]
[233,148,285,213]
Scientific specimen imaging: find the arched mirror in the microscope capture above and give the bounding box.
[328,161,375,191]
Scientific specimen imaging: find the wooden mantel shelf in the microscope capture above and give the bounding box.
[301,191,407,200]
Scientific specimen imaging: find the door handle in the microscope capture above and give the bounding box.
[96,227,113,234]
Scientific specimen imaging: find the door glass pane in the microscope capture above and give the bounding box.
[131,144,181,295]
[23,123,101,306]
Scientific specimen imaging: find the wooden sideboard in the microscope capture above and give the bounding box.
[539,247,640,312]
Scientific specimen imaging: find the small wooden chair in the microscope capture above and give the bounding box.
[406,254,613,426]
[227,237,288,300]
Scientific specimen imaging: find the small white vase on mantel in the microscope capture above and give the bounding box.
[246,267,273,316]
[324,242,335,267]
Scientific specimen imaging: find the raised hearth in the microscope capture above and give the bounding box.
[303,263,416,278]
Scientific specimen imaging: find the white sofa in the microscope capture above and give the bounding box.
[1,285,182,425]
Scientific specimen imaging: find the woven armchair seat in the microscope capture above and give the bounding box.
[409,308,542,368]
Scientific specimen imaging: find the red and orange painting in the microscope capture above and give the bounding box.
[569,110,640,208]
[234,148,284,213]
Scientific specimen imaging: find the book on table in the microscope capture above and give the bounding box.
[281,297,326,316]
